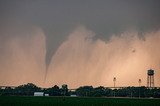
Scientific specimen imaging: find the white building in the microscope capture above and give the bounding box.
[70,94,77,97]
[34,92,44,96]
[44,94,49,96]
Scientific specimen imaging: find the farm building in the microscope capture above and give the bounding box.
[34,92,44,96]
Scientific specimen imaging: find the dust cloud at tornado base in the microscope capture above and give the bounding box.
[47,26,160,88]
[0,27,46,87]
[0,26,160,88]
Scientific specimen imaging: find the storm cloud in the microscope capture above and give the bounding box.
[0,0,160,88]
[46,26,160,88]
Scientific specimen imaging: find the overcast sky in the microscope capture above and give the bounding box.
[0,0,160,87]
[1,0,160,66]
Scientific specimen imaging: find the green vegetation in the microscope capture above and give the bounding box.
[0,96,160,106]
[1,83,160,98]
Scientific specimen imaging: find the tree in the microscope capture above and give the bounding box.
[76,86,93,97]
[2,87,13,96]
[153,88,160,98]
[61,84,69,96]
[46,85,61,96]
[0,87,2,96]
[14,83,41,96]
[92,86,106,97]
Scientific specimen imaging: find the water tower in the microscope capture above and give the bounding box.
[147,69,154,88]
[138,79,141,87]
[113,77,116,88]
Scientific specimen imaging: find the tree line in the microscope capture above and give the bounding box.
[0,83,160,98]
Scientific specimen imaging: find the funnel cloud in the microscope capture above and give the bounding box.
[0,0,160,88]
[0,25,160,88]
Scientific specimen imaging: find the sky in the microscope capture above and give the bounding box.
[0,0,160,88]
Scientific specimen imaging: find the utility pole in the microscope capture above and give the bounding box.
[138,79,141,98]
[138,79,141,87]
[113,77,116,97]
[113,77,116,88]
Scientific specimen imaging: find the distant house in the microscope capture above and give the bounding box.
[44,94,49,96]
[70,94,77,97]
[34,92,44,96]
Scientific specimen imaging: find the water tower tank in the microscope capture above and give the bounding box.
[148,69,154,76]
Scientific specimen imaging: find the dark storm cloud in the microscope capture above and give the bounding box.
[0,0,160,66]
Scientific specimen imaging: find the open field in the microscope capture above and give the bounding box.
[0,96,160,106]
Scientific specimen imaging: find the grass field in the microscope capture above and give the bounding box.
[0,96,160,106]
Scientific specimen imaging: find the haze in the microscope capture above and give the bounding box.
[0,0,160,88]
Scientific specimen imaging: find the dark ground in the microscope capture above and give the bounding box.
[0,96,160,106]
